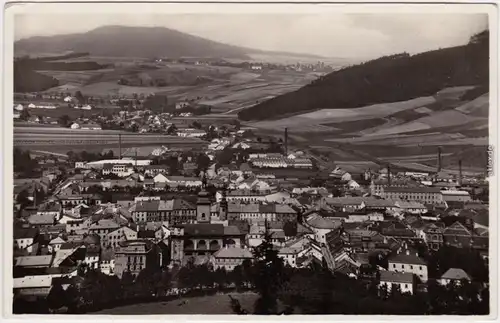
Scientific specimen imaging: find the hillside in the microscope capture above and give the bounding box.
[15,25,322,60]
[238,30,489,121]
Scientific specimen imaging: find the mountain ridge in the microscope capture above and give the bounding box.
[15,25,325,60]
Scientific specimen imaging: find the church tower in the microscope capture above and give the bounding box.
[219,189,228,221]
[197,170,211,223]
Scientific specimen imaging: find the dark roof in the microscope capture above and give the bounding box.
[173,198,196,210]
[138,230,156,239]
[184,224,224,236]
[388,252,427,266]
[14,227,38,240]
[380,271,414,284]
[384,187,442,193]
[135,200,160,212]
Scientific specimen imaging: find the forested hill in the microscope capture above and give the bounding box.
[238,30,489,121]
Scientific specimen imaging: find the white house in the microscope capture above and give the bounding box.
[305,213,340,244]
[388,247,428,282]
[379,271,415,295]
[48,237,66,253]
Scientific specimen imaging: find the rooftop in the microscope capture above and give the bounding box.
[15,255,53,267]
[214,246,253,259]
[441,268,471,280]
[380,271,414,284]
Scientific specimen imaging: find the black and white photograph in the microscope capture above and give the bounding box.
[4,2,497,317]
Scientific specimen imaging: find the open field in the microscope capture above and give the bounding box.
[38,58,318,114]
[249,96,436,132]
[14,126,206,151]
[94,292,259,315]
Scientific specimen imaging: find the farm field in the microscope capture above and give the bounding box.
[94,292,260,315]
[38,58,320,114]
[249,86,489,172]
[13,126,206,151]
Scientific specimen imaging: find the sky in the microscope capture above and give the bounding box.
[14,13,488,59]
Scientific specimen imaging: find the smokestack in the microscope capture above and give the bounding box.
[437,147,442,172]
[284,128,288,156]
[387,164,391,186]
[458,159,463,186]
[118,134,122,160]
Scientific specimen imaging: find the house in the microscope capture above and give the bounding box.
[84,246,101,270]
[88,219,121,245]
[379,271,415,295]
[100,248,115,275]
[305,213,341,244]
[80,122,101,130]
[387,247,428,282]
[15,255,53,269]
[104,226,138,249]
[28,213,56,228]
[421,222,445,251]
[13,275,54,297]
[144,165,170,177]
[395,201,428,215]
[441,190,472,203]
[114,240,161,279]
[383,187,443,204]
[170,223,245,264]
[48,236,66,253]
[213,246,253,271]
[14,227,38,252]
[439,268,471,286]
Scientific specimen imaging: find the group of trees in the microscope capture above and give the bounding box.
[67,150,113,163]
[14,148,40,177]
[238,30,489,121]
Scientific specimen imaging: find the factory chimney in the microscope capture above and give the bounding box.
[118,134,122,160]
[387,164,391,186]
[284,127,288,156]
[437,147,442,172]
[458,159,463,186]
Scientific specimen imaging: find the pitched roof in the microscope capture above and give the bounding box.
[173,198,196,210]
[441,268,471,280]
[306,214,340,229]
[14,227,38,240]
[28,214,55,225]
[214,246,253,259]
[388,252,427,266]
[135,200,160,212]
[15,255,53,267]
[385,187,441,193]
[223,225,241,236]
[380,271,414,284]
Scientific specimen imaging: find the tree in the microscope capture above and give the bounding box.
[166,124,177,135]
[75,91,85,104]
[283,221,298,237]
[251,225,288,314]
[46,280,66,311]
[58,114,71,127]
[196,154,211,173]
[20,109,30,121]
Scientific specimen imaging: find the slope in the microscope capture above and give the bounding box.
[238,30,489,121]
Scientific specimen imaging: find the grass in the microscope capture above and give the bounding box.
[94,292,259,315]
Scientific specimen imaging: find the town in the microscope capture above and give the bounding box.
[13,108,490,314]
[10,10,491,316]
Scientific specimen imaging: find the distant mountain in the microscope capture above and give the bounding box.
[239,30,489,121]
[14,25,324,60]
